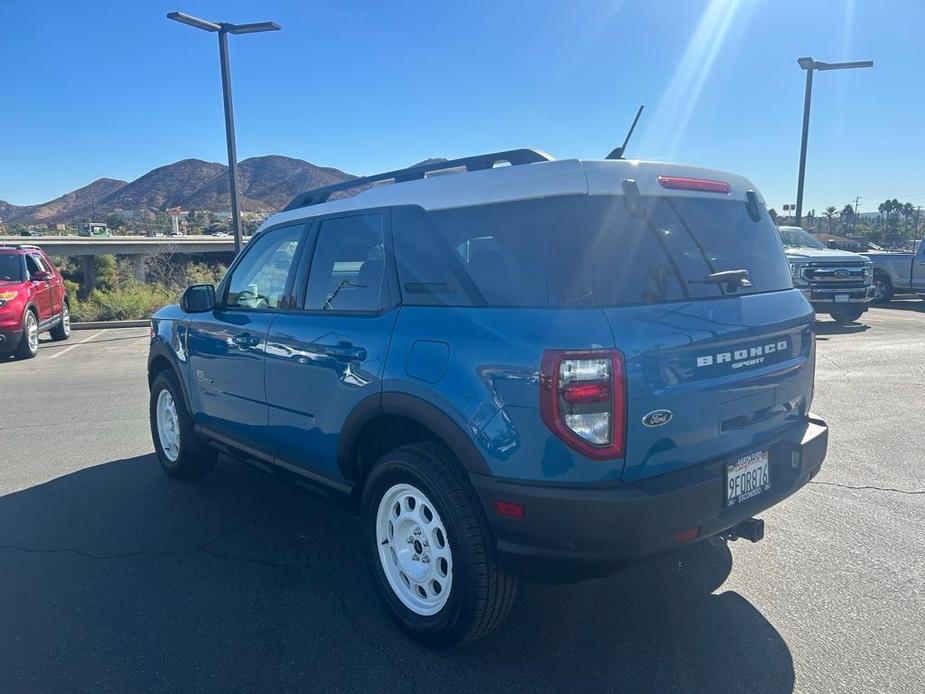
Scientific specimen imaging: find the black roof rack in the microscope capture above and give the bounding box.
[0,244,41,250]
[283,148,554,212]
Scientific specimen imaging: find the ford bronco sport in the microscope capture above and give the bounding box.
[148,150,828,647]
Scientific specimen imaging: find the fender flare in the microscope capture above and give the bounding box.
[147,339,194,414]
[337,392,491,481]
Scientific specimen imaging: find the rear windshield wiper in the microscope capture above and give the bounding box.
[690,269,753,292]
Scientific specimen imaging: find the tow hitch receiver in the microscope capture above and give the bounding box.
[713,517,765,544]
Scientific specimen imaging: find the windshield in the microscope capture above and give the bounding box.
[778,226,824,249]
[0,253,23,282]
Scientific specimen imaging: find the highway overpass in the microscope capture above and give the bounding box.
[1,235,238,256]
[1,235,240,289]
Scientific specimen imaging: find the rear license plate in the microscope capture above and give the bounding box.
[835,294,850,303]
[726,450,770,506]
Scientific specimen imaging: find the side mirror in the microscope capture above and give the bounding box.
[31,271,53,281]
[181,284,216,313]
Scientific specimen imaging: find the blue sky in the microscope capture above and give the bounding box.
[1,0,922,215]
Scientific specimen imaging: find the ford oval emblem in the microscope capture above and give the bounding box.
[642,410,673,427]
[834,269,850,279]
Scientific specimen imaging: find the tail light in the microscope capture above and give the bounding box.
[540,349,626,459]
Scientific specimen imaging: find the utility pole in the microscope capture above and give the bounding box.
[853,196,861,234]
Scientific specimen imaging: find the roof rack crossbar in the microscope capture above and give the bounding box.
[283,148,554,211]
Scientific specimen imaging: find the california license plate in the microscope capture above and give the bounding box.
[835,294,850,303]
[725,450,770,506]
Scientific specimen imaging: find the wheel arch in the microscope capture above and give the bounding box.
[147,341,194,414]
[338,392,492,486]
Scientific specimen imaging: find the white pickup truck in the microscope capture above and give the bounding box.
[778,226,875,324]
[861,242,925,303]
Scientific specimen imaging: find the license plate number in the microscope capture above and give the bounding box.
[726,451,770,506]
[835,294,850,303]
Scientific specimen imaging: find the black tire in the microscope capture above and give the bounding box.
[149,369,217,479]
[362,442,518,648]
[872,272,893,304]
[14,309,38,360]
[49,302,71,341]
[830,307,865,325]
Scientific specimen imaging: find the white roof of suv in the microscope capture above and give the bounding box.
[262,151,762,232]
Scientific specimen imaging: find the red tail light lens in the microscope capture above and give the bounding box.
[657,175,731,194]
[540,349,626,460]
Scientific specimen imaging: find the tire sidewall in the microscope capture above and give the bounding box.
[18,311,38,358]
[149,372,186,473]
[362,453,479,646]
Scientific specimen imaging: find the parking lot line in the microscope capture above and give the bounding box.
[47,329,108,359]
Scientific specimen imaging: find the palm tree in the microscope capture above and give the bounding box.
[878,200,891,228]
[902,202,915,237]
[840,204,854,233]
[823,206,838,233]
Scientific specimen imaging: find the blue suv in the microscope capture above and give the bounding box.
[148,149,828,647]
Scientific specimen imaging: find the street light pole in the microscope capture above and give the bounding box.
[794,56,872,228]
[217,30,243,255]
[167,11,280,256]
[794,63,814,227]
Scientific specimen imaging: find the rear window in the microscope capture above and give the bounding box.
[0,253,23,282]
[392,194,792,308]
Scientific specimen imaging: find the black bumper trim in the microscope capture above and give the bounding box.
[470,416,828,582]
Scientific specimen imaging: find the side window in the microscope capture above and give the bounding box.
[26,254,48,278]
[225,225,304,309]
[304,213,387,312]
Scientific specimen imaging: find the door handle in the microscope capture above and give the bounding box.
[325,342,367,361]
[233,333,261,347]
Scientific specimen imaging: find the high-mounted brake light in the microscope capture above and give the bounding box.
[657,175,731,194]
[540,349,626,460]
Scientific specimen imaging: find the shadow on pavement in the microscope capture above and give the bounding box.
[870,298,925,313]
[814,319,870,338]
[0,454,794,694]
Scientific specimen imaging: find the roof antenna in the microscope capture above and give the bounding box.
[605,105,644,160]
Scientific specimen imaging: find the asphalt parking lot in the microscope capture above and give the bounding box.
[1,305,923,694]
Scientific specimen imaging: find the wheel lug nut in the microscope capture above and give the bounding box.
[413,527,422,535]
[422,555,430,563]
[412,555,419,561]
[407,536,413,543]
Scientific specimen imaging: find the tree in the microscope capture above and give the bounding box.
[823,206,838,233]
[768,208,779,224]
[105,212,124,232]
[840,204,855,233]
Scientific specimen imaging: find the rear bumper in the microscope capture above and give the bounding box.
[471,415,828,582]
[0,327,23,353]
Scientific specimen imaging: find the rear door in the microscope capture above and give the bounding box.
[264,210,398,479]
[25,254,52,321]
[186,224,307,447]
[913,242,925,292]
[587,192,813,483]
[39,251,65,317]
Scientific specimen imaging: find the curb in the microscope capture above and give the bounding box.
[72,320,150,330]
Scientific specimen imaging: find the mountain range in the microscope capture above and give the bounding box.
[0,155,358,225]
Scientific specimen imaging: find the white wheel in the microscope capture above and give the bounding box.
[26,313,38,352]
[61,304,70,336]
[376,482,453,616]
[155,389,181,463]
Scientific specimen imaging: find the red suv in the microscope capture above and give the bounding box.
[0,245,70,359]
